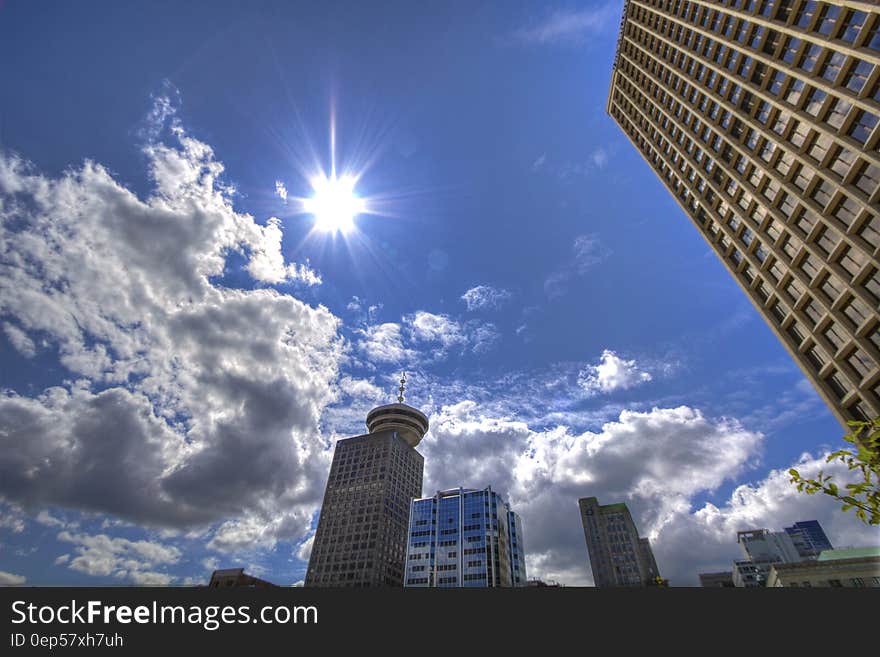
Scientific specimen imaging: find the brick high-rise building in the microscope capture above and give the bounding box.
[607,0,880,424]
[305,376,427,587]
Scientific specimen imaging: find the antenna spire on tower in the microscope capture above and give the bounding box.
[397,372,407,403]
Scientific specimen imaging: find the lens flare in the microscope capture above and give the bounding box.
[302,173,366,234]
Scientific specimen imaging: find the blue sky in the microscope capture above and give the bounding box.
[0,0,874,587]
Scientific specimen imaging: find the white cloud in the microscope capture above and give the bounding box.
[467,321,501,354]
[128,571,175,586]
[0,571,26,586]
[590,147,609,169]
[578,350,653,396]
[297,534,314,562]
[421,404,767,585]
[0,98,343,553]
[357,322,417,364]
[337,376,385,402]
[406,311,465,348]
[417,397,879,586]
[460,285,512,311]
[544,234,611,298]
[0,504,25,533]
[274,180,288,202]
[652,454,879,585]
[532,154,546,171]
[35,510,66,528]
[208,517,278,553]
[2,322,36,357]
[57,530,180,585]
[511,4,619,46]
[357,312,499,365]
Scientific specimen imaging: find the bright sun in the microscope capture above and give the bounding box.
[303,173,366,234]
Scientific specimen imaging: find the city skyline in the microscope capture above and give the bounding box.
[0,0,878,589]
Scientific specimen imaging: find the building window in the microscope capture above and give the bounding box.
[825,373,850,400]
[843,59,873,94]
[848,110,878,145]
[780,35,801,65]
[798,43,822,73]
[846,348,873,379]
[838,10,868,44]
[823,322,847,352]
[852,161,880,198]
[825,97,853,131]
[793,208,818,237]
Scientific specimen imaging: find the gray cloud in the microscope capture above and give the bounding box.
[0,100,342,552]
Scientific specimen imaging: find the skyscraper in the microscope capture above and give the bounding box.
[578,497,662,587]
[404,486,528,587]
[607,0,880,425]
[732,527,804,586]
[784,519,834,557]
[305,376,427,587]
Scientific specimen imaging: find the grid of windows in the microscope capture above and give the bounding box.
[609,0,880,424]
[305,430,424,587]
[403,487,527,588]
[579,497,662,587]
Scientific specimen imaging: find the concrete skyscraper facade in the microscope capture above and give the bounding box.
[579,497,662,587]
[404,486,527,587]
[305,376,427,587]
[608,0,880,425]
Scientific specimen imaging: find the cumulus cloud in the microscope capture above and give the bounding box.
[421,404,766,585]
[0,571,26,586]
[274,180,288,202]
[418,399,878,586]
[511,4,619,46]
[57,531,180,585]
[0,98,343,554]
[460,285,512,311]
[578,350,653,396]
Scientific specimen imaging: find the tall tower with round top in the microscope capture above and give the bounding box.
[364,373,429,447]
[306,372,428,587]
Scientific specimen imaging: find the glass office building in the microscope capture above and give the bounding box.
[607,0,880,425]
[784,519,834,557]
[404,486,527,587]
